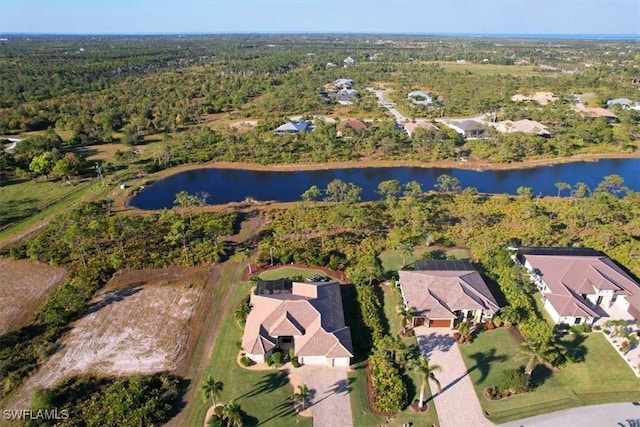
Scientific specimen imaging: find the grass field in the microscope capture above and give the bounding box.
[0,178,87,229]
[458,328,640,424]
[379,247,471,272]
[431,61,555,77]
[258,266,340,281]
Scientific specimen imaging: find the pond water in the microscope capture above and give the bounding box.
[129,158,640,209]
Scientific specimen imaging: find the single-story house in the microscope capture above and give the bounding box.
[407,90,433,105]
[517,247,640,326]
[274,121,313,135]
[493,119,552,137]
[448,120,487,138]
[337,119,371,137]
[241,280,353,367]
[404,120,439,137]
[398,260,500,328]
[344,56,355,64]
[607,98,640,110]
[334,78,354,89]
[577,107,619,123]
[329,89,359,105]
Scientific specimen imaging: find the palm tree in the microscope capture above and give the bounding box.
[414,356,442,409]
[399,240,414,267]
[516,341,557,382]
[397,305,414,334]
[201,375,223,407]
[221,400,243,427]
[292,383,312,411]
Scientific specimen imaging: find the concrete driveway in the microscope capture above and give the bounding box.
[415,326,494,427]
[288,365,353,427]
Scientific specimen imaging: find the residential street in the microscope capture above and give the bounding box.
[498,402,640,427]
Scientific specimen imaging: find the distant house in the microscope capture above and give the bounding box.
[325,62,338,68]
[334,78,354,89]
[404,120,439,137]
[578,107,619,123]
[329,89,359,105]
[407,90,433,106]
[274,121,313,135]
[607,98,640,110]
[448,120,487,138]
[241,280,353,367]
[517,247,640,326]
[343,56,355,64]
[398,260,500,328]
[493,119,552,137]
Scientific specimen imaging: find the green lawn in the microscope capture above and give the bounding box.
[531,291,556,325]
[186,276,311,427]
[258,266,341,282]
[0,178,87,229]
[459,328,640,424]
[379,247,470,272]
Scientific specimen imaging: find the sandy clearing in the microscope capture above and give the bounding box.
[6,267,208,410]
[0,258,66,335]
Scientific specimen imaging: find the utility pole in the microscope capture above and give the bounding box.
[95,162,105,186]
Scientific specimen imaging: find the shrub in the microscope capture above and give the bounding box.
[239,356,252,367]
[492,315,503,327]
[289,347,295,360]
[291,358,300,368]
[500,368,527,394]
[569,324,591,334]
[620,340,630,354]
[593,325,602,331]
[268,351,283,367]
[604,329,611,335]
[369,350,407,413]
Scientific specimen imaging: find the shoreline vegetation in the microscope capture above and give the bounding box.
[115,151,640,212]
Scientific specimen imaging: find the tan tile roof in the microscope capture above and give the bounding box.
[399,267,499,320]
[241,282,353,361]
[522,251,640,318]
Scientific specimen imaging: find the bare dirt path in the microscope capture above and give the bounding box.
[166,214,263,427]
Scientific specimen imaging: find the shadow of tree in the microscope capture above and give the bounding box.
[416,331,455,358]
[83,286,143,316]
[235,370,289,401]
[467,348,508,384]
[256,394,298,426]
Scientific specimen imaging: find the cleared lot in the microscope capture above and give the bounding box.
[0,257,66,335]
[7,266,208,409]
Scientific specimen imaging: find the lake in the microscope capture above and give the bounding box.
[129,158,640,209]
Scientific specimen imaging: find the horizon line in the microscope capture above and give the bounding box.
[1,31,639,40]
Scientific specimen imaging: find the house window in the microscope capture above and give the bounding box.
[281,337,292,344]
[612,294,618,303]
[580,294,587,300]
[574,317,582,325]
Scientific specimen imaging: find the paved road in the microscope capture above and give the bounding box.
[366,87,410,123]
[415,326,494,427]
[296,365,353,427]
[498,402,640,427]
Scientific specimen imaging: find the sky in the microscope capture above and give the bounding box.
[0,0,639,35]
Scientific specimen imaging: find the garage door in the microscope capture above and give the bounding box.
[429,319,451,328]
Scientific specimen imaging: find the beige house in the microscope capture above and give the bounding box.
[398,260,500,328]
[517,247,640,326]
[241,280,353,367]
[493,119,552,137]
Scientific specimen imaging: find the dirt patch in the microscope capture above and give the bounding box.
[0,258,66,335]
[6,266,209,409]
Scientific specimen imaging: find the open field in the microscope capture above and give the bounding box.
[0,178,87,229]
[0,258,66,335]
[6,266,210,410]
[431,61,557,77]
[458,328,640,424]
